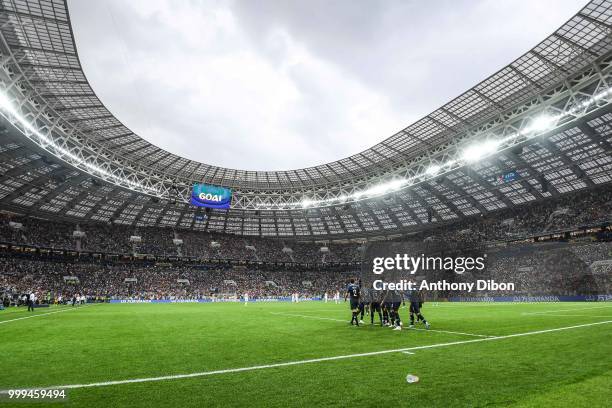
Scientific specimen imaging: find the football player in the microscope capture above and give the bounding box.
[344,279,361,326]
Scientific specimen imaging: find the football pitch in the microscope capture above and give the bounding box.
[1,301,611,407]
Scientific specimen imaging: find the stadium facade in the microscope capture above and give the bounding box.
[0,0,611,241]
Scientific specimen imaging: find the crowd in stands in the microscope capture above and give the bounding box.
[0,186,610,264]
[0,216,366,263]
[1,240,609,303]
[0,185,610,303]
[447,241,612,298]
[421,187,612,246]
[0,256,354,302]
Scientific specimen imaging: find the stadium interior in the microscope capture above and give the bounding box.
[0,0,611,407]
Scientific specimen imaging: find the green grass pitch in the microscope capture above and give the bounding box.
[1,301,611,407]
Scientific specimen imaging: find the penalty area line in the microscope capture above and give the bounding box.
[3,320,610,392]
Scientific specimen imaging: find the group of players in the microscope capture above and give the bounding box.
[344,279,429,331]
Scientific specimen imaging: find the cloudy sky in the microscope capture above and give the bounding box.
[68,0,583,171]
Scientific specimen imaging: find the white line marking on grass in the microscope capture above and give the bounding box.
[522,305,612,315]
[409,327,494,338]
[0,305,94,325]
[5,320,610,392]
[269,312,494,338]
[402,351,415,355]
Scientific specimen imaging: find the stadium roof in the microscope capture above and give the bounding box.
[0,0,611,239]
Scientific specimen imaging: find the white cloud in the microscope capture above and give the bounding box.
[68,0,583,171]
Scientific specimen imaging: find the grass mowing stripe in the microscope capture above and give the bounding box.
[6,319,609,392]
[0,305,94,325]
[522,305,612,315]
[269,312,347,322]
[526,313,612,318]
[269,311,495,337]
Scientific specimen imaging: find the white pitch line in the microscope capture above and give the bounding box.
[3,320,609,392]
[409,327,494,338]
[522,305,612,315]
[269,312,494,338]
[0,305,94,325]
[402,351,415,355]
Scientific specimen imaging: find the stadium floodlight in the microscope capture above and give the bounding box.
[386,179,407,191]
[525,114,557,134]
[0,92,12,111]
[425,165,441,176]
[365,185,387,196]
[364,179,406,197]
[461,139,501,163]
[301,199,313,208]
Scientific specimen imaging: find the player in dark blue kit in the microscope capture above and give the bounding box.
[357,281,369,324]
[344,279,361,326]
[381,298,391,326]
[358,285,370,324]
[369,288,383,325]
[407,289,430,329]
[361,287,383,326]
[381,289,403,330]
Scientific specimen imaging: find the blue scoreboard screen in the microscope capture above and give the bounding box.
[190,183,232,209]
